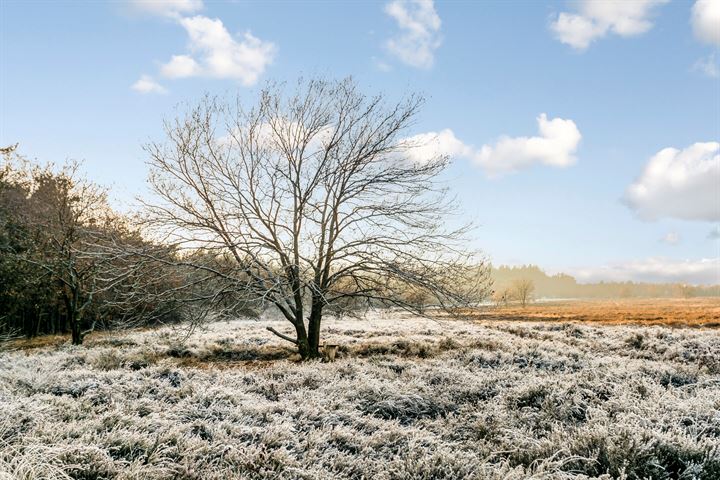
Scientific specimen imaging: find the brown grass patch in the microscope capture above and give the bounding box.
[460,298,720,327]
[2,327,153,352]
[2,334,69,351]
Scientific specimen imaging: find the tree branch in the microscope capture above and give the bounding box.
[266,326,298,345]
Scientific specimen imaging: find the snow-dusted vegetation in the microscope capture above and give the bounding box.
[1,312,719,479]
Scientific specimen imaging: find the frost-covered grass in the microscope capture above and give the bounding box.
[1,311,719,479]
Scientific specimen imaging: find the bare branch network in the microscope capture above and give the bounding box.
[144,77,491,358]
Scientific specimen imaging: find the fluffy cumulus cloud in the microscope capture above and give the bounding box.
[400,129,473,164]
[384,0,442,69]
[129,1,275,88]
[624,142,720,222]
[550,0,667,50]
[570,257,719,285]
[474,114,581,175]
[161,55,200,78]
[692,0,720,46]
[128,0,203,18]
[400,114,581,176]
[131,74,168,94]
[160,15,276,86]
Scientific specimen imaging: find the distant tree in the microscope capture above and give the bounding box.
[144,77,491,359]
[619,285,634,298]
[676,284,695,299]
[511,279,534,307]
[402,288,433,314]
[492,287,511,307]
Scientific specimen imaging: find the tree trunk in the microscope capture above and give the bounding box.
[70,315,82,345]
[67,289,84,345]
[35,311,43,336]
[294,321,313,359]
[52,306,58,334]
[22,309,31,339]
[307,295,323,357]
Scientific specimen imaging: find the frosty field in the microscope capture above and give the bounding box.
[1,302,719,480]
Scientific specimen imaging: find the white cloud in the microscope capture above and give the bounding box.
[660,232,680,245]
[400,114,581,176]
[551,12,606,50]
[475,114,581,175]
[400,129,473,164]
[160,15,276,86]
[128,0,203,18]
[692,0,720,46]
[384,0,442,69]
[221,121,337,156]
[624,142,720,221]
[161,54,201,78]
[131,74,168,94]
[551,0,667,50]
[693,53,720,78]
[569,257,719,285]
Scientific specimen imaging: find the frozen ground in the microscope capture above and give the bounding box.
[1,311,719,479]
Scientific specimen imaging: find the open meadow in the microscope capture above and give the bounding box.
[1,299,719,479]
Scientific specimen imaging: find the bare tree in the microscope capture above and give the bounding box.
[511,279,534,307]
[492,287,511,307]
[145,77,491,359]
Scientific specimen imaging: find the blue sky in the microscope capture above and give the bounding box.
[1,0,719,284]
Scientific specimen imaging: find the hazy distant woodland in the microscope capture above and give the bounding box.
[491,265,720,299]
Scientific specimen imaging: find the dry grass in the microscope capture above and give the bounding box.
[1,305,719,479]
[4,335,70,351]
[463,298,720,327]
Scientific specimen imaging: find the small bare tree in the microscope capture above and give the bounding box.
[512,279,534,307]
[492,287,511,307]
[145,78,490,359]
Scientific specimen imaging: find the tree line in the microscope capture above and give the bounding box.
[492,265,719,299]
[0,156,184,343]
